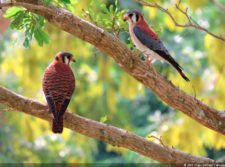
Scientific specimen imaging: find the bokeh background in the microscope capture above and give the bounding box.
[1,0,225,163]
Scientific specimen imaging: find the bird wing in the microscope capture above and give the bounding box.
[58,98,71,118]
[46,96,57,119]
[133,26,190,81]
[133,26,179,66]
[58,73,76,118]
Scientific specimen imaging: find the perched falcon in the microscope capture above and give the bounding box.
[123,10,190,81]
[42,52,76,133]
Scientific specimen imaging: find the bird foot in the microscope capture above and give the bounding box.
[133,49,142,56]
[146,57,153,65]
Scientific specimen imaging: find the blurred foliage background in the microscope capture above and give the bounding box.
[1,0,225,163]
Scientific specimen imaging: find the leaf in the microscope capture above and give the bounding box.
[107,87,116,113]
[7,10,49,47]
[43,0,52,6]
[34,29,49,46]
[4,7,23,18]
[10,11,26,30]
[60,0,71,4]
[100,115,108,123]
[188,0,208,10]
[23,37,30,48]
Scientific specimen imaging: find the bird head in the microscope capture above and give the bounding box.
[123,10,143,25]
[55,52,76,66]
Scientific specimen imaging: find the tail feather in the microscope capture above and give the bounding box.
[178,70,190,82]
[52,117,63,133]
[167,56,190,82]
[155,50,190,82]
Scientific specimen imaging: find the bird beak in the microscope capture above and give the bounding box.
[71,58,76,63]
[123,14,129,21]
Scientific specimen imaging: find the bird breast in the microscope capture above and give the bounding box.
[129,25,146,51]
[43,63,75,103]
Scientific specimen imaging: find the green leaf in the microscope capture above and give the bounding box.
[4,7,23,18]
[10,11,26,30]
[43,0,52,6]
[7,10,49,47]
[100,115,108,123]
[23,37,30,48]
[60,0,71,4]
[100,4,108,13]
[34,29,49,46]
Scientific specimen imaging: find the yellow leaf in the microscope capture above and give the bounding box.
[164,7,185,32]
[144,7,157,20]
[107,87,116,113]
[204,34,212,49]
[188,0,208,10]
[120,73,143,99]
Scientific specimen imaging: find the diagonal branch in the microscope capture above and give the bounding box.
[135,0,225,42]
[1,1,225,135]
[0,86,215,163]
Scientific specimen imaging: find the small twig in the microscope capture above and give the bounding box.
[148,135,166,147]
[111,15,116,33]
[82,9,98,25]
[135,0,225,42]
[191,84,197,99]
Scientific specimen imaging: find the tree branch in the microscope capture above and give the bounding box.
[135,0,225,42]
[1,1,225,135]
[0,86,215,163]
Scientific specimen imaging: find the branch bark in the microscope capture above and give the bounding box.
[0,86,215,163]
[135,0,225,42]
[1,1,225,135]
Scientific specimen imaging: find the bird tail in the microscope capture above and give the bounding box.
[178,70,190,82]
[52,117,63,133]
[167,57,190,82]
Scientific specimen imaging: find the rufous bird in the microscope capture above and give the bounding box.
[42,52,76,133]
[123,10,190,81]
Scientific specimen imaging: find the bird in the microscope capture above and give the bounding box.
[42,52,76,133]
[123,10,190,81]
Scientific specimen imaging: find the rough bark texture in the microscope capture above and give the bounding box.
[0,12,10,34]
[1,1,224,135]
[0,86,215,163]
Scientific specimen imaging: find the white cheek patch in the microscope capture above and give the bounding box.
[65,58,69,65]
[131,14,136,22]
[69,61,73,66]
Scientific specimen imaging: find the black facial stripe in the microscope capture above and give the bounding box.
[136,14,139,22]
[62,56,65,63]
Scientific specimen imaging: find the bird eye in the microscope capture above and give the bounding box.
[129,13,133,17]
[55,57,59,61]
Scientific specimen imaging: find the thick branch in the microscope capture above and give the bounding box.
[1,1,225,135]
[0,86,215,163]
[135,0,225,42]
